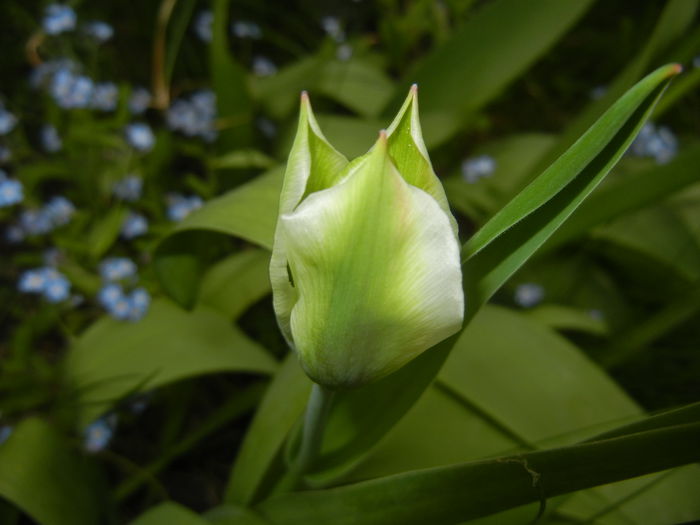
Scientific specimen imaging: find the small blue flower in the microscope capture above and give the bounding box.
[121,212,148,239]
[83,418,114,453]
[0,177,23,207]
[98,283,123,309]
[128,87,151,114]
[194,10,213,42]
[166,193,203,221]
[44,196,75,225]
[0,425,12,445]
[66,75,94,108]
[18,267,71,302]
[113,175,142,201]
[83,21,113,43]
[99,257,137,282]
[231,20,262,39]
[44,273,71,302]
[50,71,94,109]
[461,155,496,184]
[19,209,53,235]
[514,283,544,308]
[0,106,18,135]
[18,269,49,293]
[629,122,678,165]
[110,295,133,320]
[321,16,345,42]
[166,90,217,140]
[128,287,151,321]
[90,82,118,111]
[43,4,77,35]
[252,56,277,77]
[40,124,62,153]
[125,123,155,152]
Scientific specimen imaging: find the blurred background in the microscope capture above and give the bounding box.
[0,0,699,523]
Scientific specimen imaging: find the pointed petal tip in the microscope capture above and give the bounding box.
[410,83,418,93]
[672,63,683,74]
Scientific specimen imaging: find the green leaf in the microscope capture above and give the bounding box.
[462,64,681,317]
[313,305,635,484]
[130,502,209,525]
[65,299,277,426]
[592,205,700,286]
[164,0,197,86]
[198,249,272,319]
[224,354,311,505]
[523,304,607,335]
[316,60,394,118]
[154,168,283,305]
[544,144,700,251]
[314,114,382,159]
[0,418,105,525]
[393,0,595,147]
[159,167,283,252]
[252,55,393,120]
[210,0,252,148]
[599,284,700,369]
[86,206,127,260]
[528,0,699,177]
[209,150,278,171]
[205,504,271,525]
[256,423,700,525]
[442,134,557,223]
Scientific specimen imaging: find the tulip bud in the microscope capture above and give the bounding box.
[270,86,464,389]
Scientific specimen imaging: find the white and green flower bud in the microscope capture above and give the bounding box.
[270,86,464,389]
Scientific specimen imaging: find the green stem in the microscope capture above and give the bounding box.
[273,383,334,494]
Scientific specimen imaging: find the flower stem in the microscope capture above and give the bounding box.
[273,383,334,494]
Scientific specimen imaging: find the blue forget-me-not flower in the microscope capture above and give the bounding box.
[514,283,544,308]
[40,124,62,152]
[0,171,23,207]
[461,154,496,184]
[18,267,71,303]
[0,104,18,135]
[43,4,77,35]
[166,193,203,221]
[83,20,113,43]
[99,257,137,282]
[121,212,148,239]
[125,123,155,152]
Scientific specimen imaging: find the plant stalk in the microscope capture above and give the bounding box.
[273,383,334,494]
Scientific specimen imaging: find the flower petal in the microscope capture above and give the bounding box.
[271,93,349,346]
[385,85,458,236]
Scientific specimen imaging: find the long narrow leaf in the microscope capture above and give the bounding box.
[257,423,700,525]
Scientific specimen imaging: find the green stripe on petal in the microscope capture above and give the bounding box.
[281,133,464,388]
